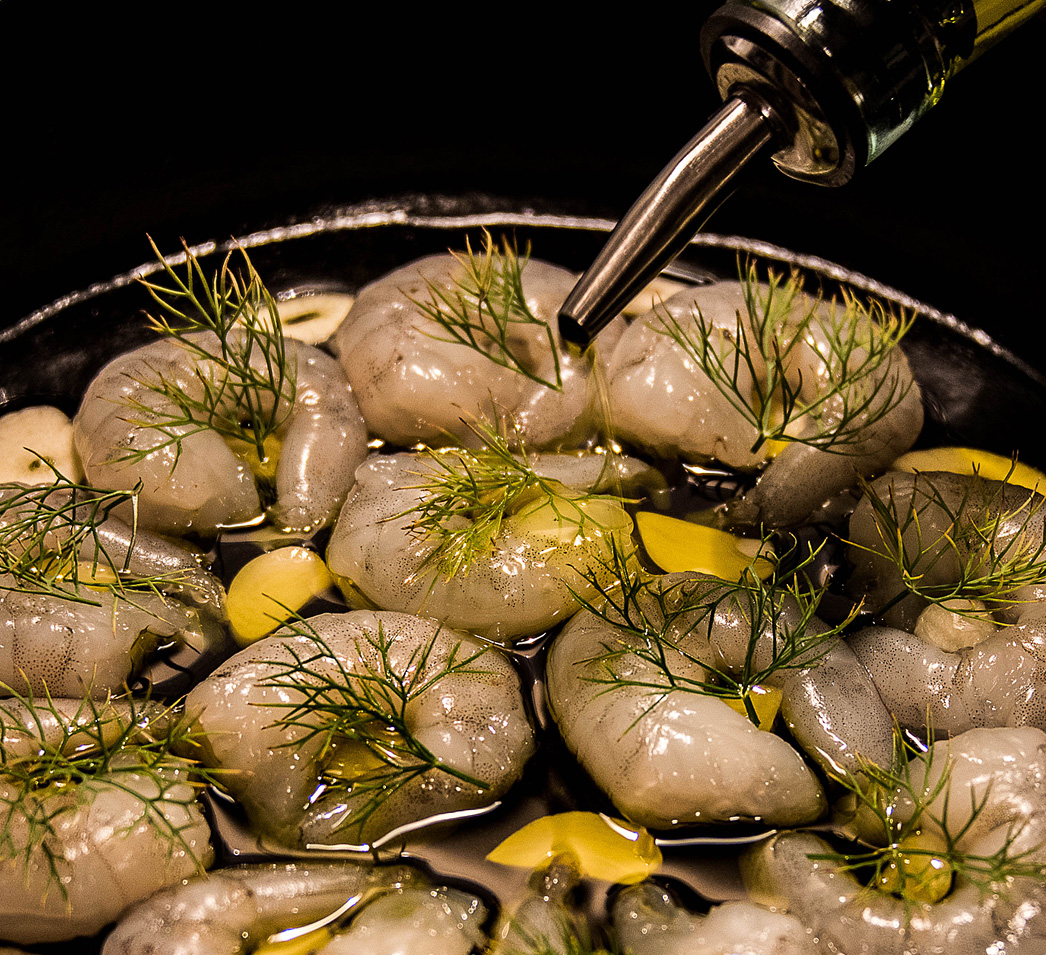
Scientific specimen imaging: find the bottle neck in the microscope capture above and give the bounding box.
[701,0,1044,184]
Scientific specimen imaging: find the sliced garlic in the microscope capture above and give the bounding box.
[0,406,84,484]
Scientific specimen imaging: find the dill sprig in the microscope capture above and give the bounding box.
[0,686,216,901]
[0,469,185,606]
[397,424,630,579]
[656,262,914,456]
[119,238,295,468]
[260,617,494,839]
[813,730,1046,900]
[571,538,857,727]
[852,470,1046,615]
[411,231,563,391]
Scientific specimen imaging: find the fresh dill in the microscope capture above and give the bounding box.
[118,237,295,469]
[0,686,216,901]
[572,538,858,727]
[0,470,184,606]
[260,617,494,839]
[397,424,630,579]
[655,262,914,456]
[812,729,1045,901]
[411,231,563,391]
[851,470,1046,615]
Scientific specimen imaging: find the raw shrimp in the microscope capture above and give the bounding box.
[331,248,624,449]
[101,860,488,955]
[73,330,368,536]
[0,481,226,698]
[741,727,1046,955]
[185,610,536,849]
[545,569,900,829]
[325,449,640,642]
[605,277,922,528]
[611,882,814,955]
[845,470,1046,736]
[0,695,214,944]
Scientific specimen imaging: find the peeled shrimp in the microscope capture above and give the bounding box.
[611,882,814,955]
[101,860,487,955]
[0,482,226,698]
[741,727,1046,955]
[846,470,1046,735]
[73,330,368,536]
[546,570,902,829]
[185,610,535,849]
[331,251,624,449]
[606,278,922,528]
[0,697,214,944]
[545,582,825,829]
[325,450,638,642]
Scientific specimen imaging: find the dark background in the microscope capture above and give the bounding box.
[2,4,1044,367]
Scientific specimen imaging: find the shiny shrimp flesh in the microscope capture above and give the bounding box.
[73,330,368,536]
[331,250,624,449]
[611,882,814,955]
[545,569,901,829]
[185,610,535,849]
[605,277,922,528]
[326,450,640,642]
[0,696,214,944]
[847,470,1046,736]
[741,726,1046,954]
[101,860,488,955]
[0,481,226,698]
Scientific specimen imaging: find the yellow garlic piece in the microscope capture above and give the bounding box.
[876,832,953,904]
[893,447,1046,494]
[722,684,782,730]
[487,811,661,885]
[227,546,333,646]
[636,511,772,580]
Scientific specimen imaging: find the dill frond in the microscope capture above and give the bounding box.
[656,261,914,456]
[396,423,631,579]
[118,238,295,468]
[411,231,563,391]
[571,538,857,728]
[0,469,186,605]
[0,686,217,901]
[813,729,1046,900]
[852,470,1046,615]
[259,617,494,838]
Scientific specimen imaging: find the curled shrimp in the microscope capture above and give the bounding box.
[0,694,214,944]
[0,480,226,699]
[185,610,536,850]
[846,470,1046,736]
[545,568,902,829]
[331,246,624,449]
[606,275,922,528]
[611,881,814,955]
[73,329,368,536]
[741,727,1046,955]
[325,449,640,642]
[101,860,488,955]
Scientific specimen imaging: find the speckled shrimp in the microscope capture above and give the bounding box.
[186,610,536,849]
[0,695,214,944]
[846,470,1046,737]
[741,726,1046,955]
[0,481,226,698]
[605,277,923,528]
[101,861,488,955]
[73,329,368,536]
[326,449,643,642]
[611,882,814,955]
[546,568,902,829]
[331,247,624,449]
[545,568,902,830]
